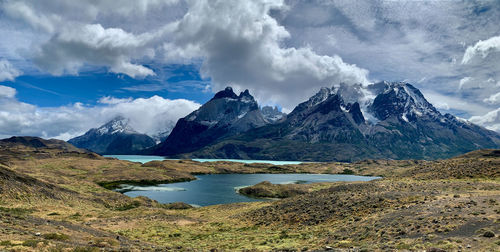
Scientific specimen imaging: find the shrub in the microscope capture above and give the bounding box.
[43,233,70,241]
[341,168,355,175]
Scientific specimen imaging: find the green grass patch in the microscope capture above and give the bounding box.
[22,239,42,247]
[97,178,193,190]
[114,201,141,211]
[0,207,33,216]
[0,240,12,246]
[340,168,355,175]
[43,233,70,241]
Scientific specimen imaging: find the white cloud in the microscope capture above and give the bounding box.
[0,87,200,140]
[469,108,500,132]
[0,60,21,82]
[98,96,133,104]
[462,35,500,64]
[458,77,472,90]
[33,23,175,77]
[162,0,369,110]
[484,92,500,105]
[421,89,491,116]
[1,0,499,120]
[0,85,16,98]
[1,0,181,78]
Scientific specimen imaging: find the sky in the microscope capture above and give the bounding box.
[0,0,500,140]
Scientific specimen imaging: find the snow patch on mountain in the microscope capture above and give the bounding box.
[96,116,137,135]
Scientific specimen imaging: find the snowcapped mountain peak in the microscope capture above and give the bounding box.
[368,81,440,121]
[261,106,286,122]
[68,116,155,154]
[97,116,137,135]
[291,87,333,115]
[238,89,256,103]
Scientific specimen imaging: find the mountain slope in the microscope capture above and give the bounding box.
[1,136,83,152]
[152,87,271,155]
[180,81,500,161]
[68,116,155,154]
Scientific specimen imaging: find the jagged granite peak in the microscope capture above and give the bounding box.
[180,82,500,162]
[152,87,269,156]
[368,81,439,122]
[290,87,333,116]
[346,102,365,125]
[212,86,239,100]
[68,117,155,155]
[261,106,286,123]
[185,87,259,125]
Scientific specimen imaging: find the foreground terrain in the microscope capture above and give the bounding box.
[0,137,499,251]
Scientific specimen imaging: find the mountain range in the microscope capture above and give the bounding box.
[69,82,500,161]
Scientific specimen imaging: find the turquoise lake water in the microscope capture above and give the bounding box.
[106,155,380,206]
[117,174,380,206]
[104,155,304,165]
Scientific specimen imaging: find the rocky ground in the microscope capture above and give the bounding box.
[0,138,499,251]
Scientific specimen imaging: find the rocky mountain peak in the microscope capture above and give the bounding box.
[346,102,365,125]
[212,86,238,100]
[97,116,136,135]
[152,87,269,156]
[261,106,286,123]
[68,116,155,154]
[368,81,439,122]
[289,87,333,116]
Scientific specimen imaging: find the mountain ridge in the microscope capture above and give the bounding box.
[165,81,500,161]
[150,87,274,155]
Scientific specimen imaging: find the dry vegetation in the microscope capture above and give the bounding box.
[0,138,499,251]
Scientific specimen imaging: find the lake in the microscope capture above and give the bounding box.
[117,174,381,206]
[104,155,304,165]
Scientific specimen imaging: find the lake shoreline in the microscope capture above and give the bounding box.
[119,173,380,206]
[98,155,383,203]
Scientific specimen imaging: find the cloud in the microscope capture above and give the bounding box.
[0,86,200,140]
[421,89,492,116]
[2,0,372,109]
[1,0,500,119]
[0,85,16,98]
[162,0,369,109]
[484,92,500,104]
[0,60,22,82]
[1,0,181,78]
[2,1,59,33]
[462,35,500,64]
[458,77,472,90]
[33,23,174,77]
[98,96,133,104]
[469,108,500,132]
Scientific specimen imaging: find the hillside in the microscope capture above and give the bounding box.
[0,138,498,251]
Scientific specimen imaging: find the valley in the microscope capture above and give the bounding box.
[0,137,499,251]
